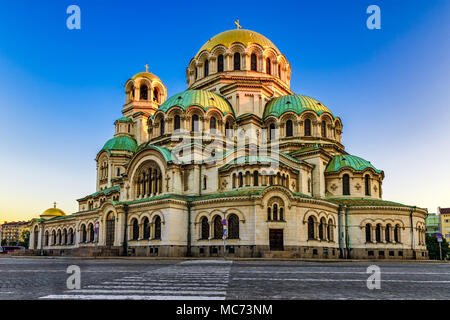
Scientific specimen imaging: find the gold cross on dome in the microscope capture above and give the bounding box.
[234,19,241,29]
[145,64,149,73]
[53,202,57,208]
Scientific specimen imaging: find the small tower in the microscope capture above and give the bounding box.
[123,66,167,118]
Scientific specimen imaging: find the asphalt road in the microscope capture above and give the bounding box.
[0,257,448,300]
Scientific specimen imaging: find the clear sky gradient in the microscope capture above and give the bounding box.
[0,0,449,221]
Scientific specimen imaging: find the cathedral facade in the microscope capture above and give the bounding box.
[29,28,428,259]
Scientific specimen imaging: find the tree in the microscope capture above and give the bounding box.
[19,230,30,248]
[1,239,6,246]
[426,234,449,260]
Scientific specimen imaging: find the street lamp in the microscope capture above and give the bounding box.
[222,211,227,260]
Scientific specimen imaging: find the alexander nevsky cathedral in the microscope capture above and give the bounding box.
[29,25,428,259]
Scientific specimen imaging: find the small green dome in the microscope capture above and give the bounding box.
[325,154,381,173]
[155,89,235,117]
[263,95,333,119]
[101,136,137,153]
[115,116,132,123]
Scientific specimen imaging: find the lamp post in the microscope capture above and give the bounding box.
[222,212,227,260]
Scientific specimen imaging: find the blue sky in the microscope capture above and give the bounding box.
[0,0,449,221]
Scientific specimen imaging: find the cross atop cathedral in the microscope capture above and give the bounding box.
[145,64,149,73]
[53,202,57,208]
[234,19,241,30]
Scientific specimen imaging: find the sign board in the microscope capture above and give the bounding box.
[222,219,227,226]
[436,233,443,239]
[437,237,443,243]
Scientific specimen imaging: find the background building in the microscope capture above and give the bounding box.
[1,221,29,245]
[425,213,440,237]
[438,207,450,241]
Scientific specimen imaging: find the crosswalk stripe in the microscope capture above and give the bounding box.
[65,289,226,294]
[40,295,226,300]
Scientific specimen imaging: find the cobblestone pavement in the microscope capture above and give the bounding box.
[0,257,448,300]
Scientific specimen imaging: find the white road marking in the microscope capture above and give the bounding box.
[40,294,225,300]
[66,289,226,294]
[233,277,450,283]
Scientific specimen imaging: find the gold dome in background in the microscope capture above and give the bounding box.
[40,202,66,217]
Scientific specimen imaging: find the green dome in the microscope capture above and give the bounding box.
[263,95,333,119]
[155,89,235,117]
[325,154,381,173]
[101,136,137,153]
[115,116,132,123]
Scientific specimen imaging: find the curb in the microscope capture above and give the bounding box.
[2,255,448,263]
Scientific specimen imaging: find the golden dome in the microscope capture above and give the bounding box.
[40,203,66,217]
[131,71,162,83]
[196,29,280,56]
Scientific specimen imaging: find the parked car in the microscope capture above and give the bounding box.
[0,246,25,254]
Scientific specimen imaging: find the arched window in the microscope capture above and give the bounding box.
[308,216,315,240]
[273,204,278,220]
[203,176,207,189]
[174,115,181,131]
[44,231,49,246]
[213,216,223,239]
[191,114,199,132]
[385,224,391,242]
[304,119,311,136]
[154,216,161,239]
[238,172,243,187]
[89,224,94,242]
[69,229,74,245]
[217,54,224,72]
[132,219,139,240]
[375,224,381,242]
[143,217,150,239]
[160,118,165,136]
[321,121,326,137]
[233,52,241,70]
[319,218,325,240]
[194,67,197,80]
[286,120,293,137]
[153,88,159,103]
[250,53,257,71]
[269,123,276,140]
[63,229,67,245]
[209,117,216,132]
[278,64,281,78]
[267,207,271,220]
[201,217,209,240]
[228,214,239,239]
[232,173,236,188]
[140,85,148,100]
[266,58,271,74]
[253,171,259,186]
[365,223,371,242]
[52,231,56,245]
[81,225,87,243]
[394,225,400,242]
[343,174,350,195]
[327,219,333,241]
[365,175,371,196]
[204,59,209,77]
[279,207,284,221]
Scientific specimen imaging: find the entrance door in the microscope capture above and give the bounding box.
[105,213,115,247]
[269,229,284,251]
